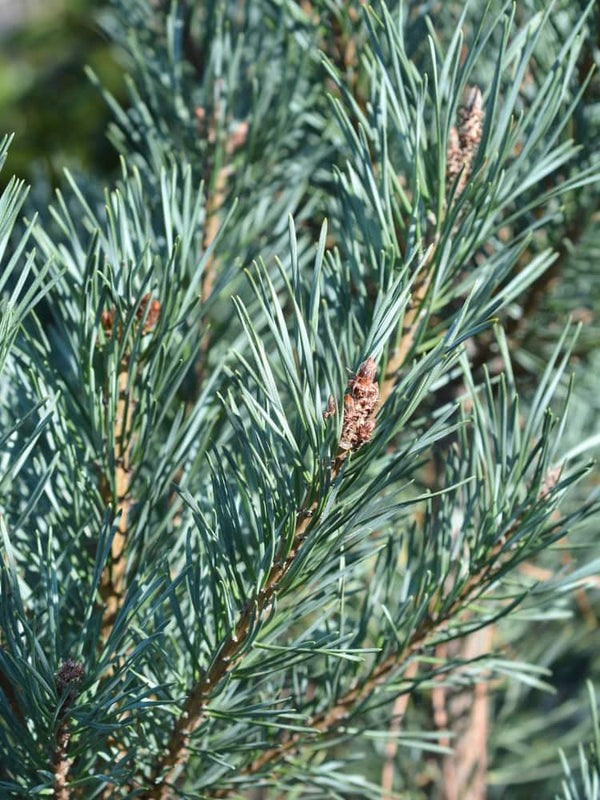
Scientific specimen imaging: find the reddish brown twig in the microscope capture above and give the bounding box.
[381,660,419,799]
[54,724,73,800]
[98,359,133,638]
[378,264,433,410]
[98,296,160,640]
[433,628,492,800]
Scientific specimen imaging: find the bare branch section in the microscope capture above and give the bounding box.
[196,112,248,304]
[381,660,419,799]
[98,362,132,637]
[53,724,72,800]
[147,360,379,799]
[436,628,492,800]
[194,112,249,391]
[98,295,160,640]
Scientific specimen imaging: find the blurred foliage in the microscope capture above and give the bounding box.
[0,0,124,185]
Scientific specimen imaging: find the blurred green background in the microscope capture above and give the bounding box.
[0,0,124,184]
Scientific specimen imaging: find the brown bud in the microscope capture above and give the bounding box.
[354,357,377,382]
[56,659,83,707]
[446,86,484,196]
[348,357,379,405]
[323,394,336,420]
[101,308,115,337]
[136,293,161,334]
[338,358,379,457]
[458,86,484,163]
[446,126,464,186]
[355,419,375,448]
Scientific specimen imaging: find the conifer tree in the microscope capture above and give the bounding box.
[0,1,599,798]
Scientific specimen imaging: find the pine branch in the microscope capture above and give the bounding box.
[205,516,556,797]
[147,509,315,798]
[458,9,600,380]
[2,4,599,797]
[378,83,485,409]
[147,360,379,797]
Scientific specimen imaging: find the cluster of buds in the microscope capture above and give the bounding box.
[100,293,161,341]
[56,659,83,709]
[337,358,379,457]
[446,86,485,197]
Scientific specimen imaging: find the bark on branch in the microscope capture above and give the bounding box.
[99,360,133,639]
[53,724,73,800]
[98,296,160,640]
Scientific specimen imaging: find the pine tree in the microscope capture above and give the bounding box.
[1,1,599,798]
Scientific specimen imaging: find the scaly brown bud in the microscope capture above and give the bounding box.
[446,125,464,187]
[446,86,484,196]
[56,659,83,708]
[136,293,161,334]
[457,86,484,165]
[338,358,379,456]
